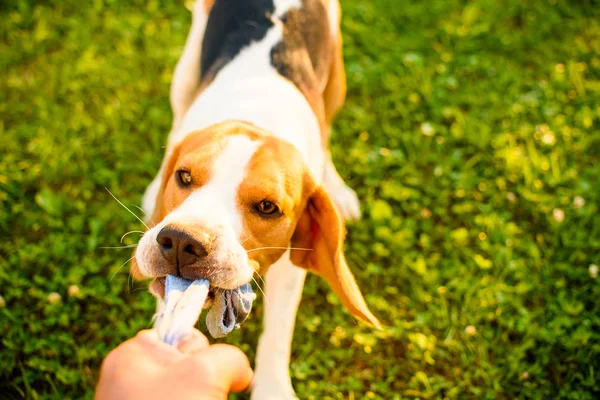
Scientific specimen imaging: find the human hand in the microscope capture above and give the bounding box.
[95,329,253,400]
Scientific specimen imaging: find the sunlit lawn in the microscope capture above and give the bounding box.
[1,0,599,398]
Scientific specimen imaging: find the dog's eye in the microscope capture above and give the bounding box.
[256,200,280,216]
[176,170,193,186]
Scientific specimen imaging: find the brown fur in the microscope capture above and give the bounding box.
[237,136,309,273]
[322,2,347,131]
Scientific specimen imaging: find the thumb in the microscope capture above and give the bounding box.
[194,344,253,393]
[177,329,209,354]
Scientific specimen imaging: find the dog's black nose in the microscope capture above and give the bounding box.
[156,224,212,268]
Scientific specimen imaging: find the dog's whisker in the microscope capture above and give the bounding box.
[246,246,312,253]
[105,188,150,230]
[132,204,147,216]
[99,244,138,250]
[132,204,158,227]
[214,274,237,288]
[253,269,267,288]
[252,275,269,305]
[120,230,145,243]
[111,255,136,282]
[128,269,133,295]
[239,233,255,245]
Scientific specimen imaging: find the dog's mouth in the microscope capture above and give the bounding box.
[137,225,259,298]
[149,277,167,298]
[149,276,218,302]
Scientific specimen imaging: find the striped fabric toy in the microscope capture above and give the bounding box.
[155,275,256,346]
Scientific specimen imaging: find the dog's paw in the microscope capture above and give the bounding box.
[251,373,298,400]
[326,182,361,221]
[251,386,299,400]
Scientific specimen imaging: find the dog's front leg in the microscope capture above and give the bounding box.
[323,150,361,221]
[252,252,306,400]
[141,169,162,221]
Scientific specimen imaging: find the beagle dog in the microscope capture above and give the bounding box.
[132,0,380,397]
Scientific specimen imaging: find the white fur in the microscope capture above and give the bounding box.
[251,252,306,400]
[137,135,260,289]
[273,0,302,18]
[323,154,361,220]
[328,0,340,36]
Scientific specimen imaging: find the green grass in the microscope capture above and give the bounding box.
[1,0,600,398]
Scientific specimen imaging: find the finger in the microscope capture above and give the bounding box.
[133,329,183,364]
[134,329,161,344]
[177,329,209,354]
[194,344,253,392]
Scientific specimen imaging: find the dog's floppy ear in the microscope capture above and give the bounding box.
[290,181,381,329]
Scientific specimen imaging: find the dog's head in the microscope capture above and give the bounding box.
[133,121,379,328]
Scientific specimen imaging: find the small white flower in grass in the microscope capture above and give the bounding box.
[573,196,585,208]
[465,325,476,336]
[421,122,435,136]
[68,285,81,298]
[507,192,517,203]
[541,131,556,145]
[0,295,5,308]
[48,292,61,304]
[553,208,565,223]
[520,371,530,380]
[590,264,598,279]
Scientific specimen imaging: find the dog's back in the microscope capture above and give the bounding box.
[200,0,334,97]
[169,0,345,180]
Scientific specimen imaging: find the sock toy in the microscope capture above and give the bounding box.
[155,275,256,346]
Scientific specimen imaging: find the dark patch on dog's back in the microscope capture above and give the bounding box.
[201,0,332,98]
[200,0,275,77]
[270,0,331,91]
